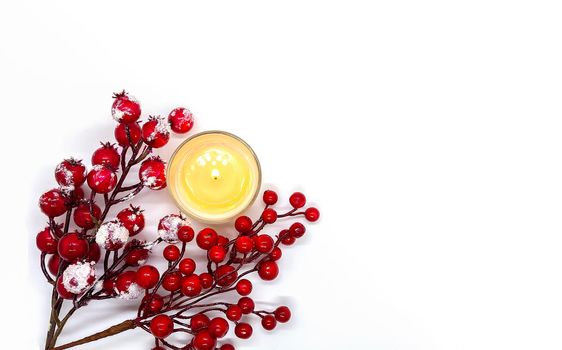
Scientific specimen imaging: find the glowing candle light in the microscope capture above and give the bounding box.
[167,131,261,223]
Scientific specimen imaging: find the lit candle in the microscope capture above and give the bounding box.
[167,131,262,223]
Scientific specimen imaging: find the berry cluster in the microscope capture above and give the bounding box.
[36,92,319,350]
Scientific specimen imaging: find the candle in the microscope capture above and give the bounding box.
[167,131,262,223]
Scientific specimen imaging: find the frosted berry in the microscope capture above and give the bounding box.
[73,201,101,229]
[92,142,120,169]
[61,261,96,294]
[289,192,306,208]
[39,189,68,217]
[58,232,88,262]
[142,116,170,148]
[258,261,279,281]
[234,216,252,233]
[274,306,291,323]
[112,91,141,123]
[158,214,189,243]
[56,276,75,299]
[136,265,160,289]
[192,330,216,350]
[168,107,194,134]
[115,271,141,299]
[36,227,58,254]
[181,274,202,297]
[116,206,145,236]
[234,323,253,339]
[115,122,142,146]
[96,220,129,250]
[196,228,218,250]
[55,159,86,190]
[139,156,166,190]
[305,207,320,222]
[263,190,278,205]
[87,165,117,193]
[150,315,174,339]
[124,240,149,266]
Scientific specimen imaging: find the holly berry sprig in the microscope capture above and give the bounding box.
[35,91,320,350]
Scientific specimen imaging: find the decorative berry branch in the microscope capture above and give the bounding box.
[35,91,320,350]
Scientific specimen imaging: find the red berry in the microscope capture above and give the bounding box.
[115,271,137,295]
[87,242,101,263]
[124,240,149,266]
[102,279,116,295]
[112,91,141,123]
[114,122,142,146]
[269,247,282,261]
[55,159,86,189]
[261,315,277,331]
[87,165,117,193]
[196,228,218,250]
[179,258,196,276]
[39,189,67,217]
[215,265,237,287]
[281,232,296,246]
[234,216,252,233]
[234,323,253,339]
[236,279,252,296]
[305,207,320,222]
[136,265,160,289]
[142,294,164,314]
[261,208,277,224]
[150,315,174,339]
[139,156,167,190]
[235,236,254,254]
[263,190,278,205]
[220,345,235,350]
[190,313,210,332]
[274,306,291,323]
[226,305,242,321]
[289,222,306,238]
[177,225,195,242]
[91,142,120,170]
[254,235,274,253]
[48,254,61,275]
[208,317,229,338]
[158,214,188,243]
[199,272,214,289]
[73,201,101,229]
[36,227,58,254]
[258,261,279,281]
[162,271,182,292]
[181,274,202,296]
[116,206,145,236]
[217,235,229,246]
[69,186,85,203]
[142,116,170,148]
[163,245,181,262]
[56,276,75,299]
[289,192,306,208]
[168,107,194,134]
[192,330,216,350]
[208,245,226,263]
[58,232,88,262]
[237,297,255,314]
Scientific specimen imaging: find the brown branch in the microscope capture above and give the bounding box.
[51,319,137,350]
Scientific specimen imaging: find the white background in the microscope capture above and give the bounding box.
[1,1,562,349]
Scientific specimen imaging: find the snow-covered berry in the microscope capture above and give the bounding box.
[95,220,129,250]
[158,214,189,243]
[61,261,96,295]
[139,156,166,190]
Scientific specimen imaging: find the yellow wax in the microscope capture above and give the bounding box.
[167,131,261,223]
